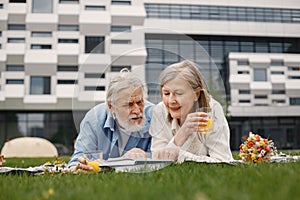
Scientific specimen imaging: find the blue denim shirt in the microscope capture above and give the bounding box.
[67,101,153,167]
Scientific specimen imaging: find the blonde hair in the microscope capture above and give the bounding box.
[159,60,210,111]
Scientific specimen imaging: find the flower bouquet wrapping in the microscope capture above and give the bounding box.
[239,132,277,163]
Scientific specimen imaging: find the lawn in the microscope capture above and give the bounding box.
[1,153,300,200]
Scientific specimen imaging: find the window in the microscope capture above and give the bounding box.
[272,90,285,94]
[59,0,79,4]
[253,68,267,81]
[272,99,285,104]
[288,76,300,79]
[6,79,24,84]
[287,128,294,143]
[30,77,51,95]
[9,0,26,3]
[57,80,77,84]
[254,104,268,106]
[271,71,284,75]
[84,86,105,91]
[6,65,24,71]
[85,36,105,53]
[270,60,284,66]
[238,71,249,74]
[31,32,52,37]
[239,99,250,103]
[111,26,131,32]
[32,0,53,13]
[58,39,78,43]
[111,65,131,72]
[254,95,268,99]
[240,41,254,52]
[7,38,25,43]
[85,5,105,10]
[57,65,78,71]
[290,98,300,105]
[84,73,105,79]
[58,25,79,31]
[288,66,300,71]
[237,60,249,66]
[31,44,51,49]
[8,24,25,30]
[144,3,300,24]
[239,90,250,94]
[111,1,131,6]
[111,40,131,44]
[270,43,283,53]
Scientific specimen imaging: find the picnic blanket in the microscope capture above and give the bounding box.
[1,153,299,175]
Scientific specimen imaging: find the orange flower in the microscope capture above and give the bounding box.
[247,141,254,148]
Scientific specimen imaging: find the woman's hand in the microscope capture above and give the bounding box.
[174,112,208,146]
[152,147,179,161]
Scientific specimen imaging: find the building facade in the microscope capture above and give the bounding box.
[0,0,299,153]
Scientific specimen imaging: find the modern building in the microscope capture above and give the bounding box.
[0,0,299,153]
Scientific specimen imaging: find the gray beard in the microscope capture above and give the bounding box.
[114,112,146,133]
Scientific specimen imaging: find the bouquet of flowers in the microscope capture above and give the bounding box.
[239,132,277,163]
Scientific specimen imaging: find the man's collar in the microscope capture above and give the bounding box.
[104,111,115,132]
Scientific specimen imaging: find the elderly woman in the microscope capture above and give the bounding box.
[150,60,233,163]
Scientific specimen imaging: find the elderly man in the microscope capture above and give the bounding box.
[68,69,153,172]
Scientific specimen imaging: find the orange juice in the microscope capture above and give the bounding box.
[199,118,213,133]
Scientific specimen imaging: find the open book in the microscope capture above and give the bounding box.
[99,158,173,167]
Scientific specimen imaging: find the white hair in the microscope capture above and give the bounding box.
[106,68,148,105]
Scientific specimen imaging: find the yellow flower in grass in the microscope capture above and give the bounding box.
[48,188,55,196]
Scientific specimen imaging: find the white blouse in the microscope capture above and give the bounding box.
[150,98,234,163]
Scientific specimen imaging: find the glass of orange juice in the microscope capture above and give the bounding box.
[196,107,213,134]
[83,150,103,172]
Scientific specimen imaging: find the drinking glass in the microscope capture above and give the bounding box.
[196,107,214,134]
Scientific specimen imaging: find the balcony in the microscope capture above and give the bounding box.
[111,45,147,65]
[57,43,80,55]
[5,85,25,98]
[79,11,110,35]
[25,50,57,74]
[26,14,58,31]
[0,12,7,30]
[6,43,26,55]
[7,3,26,23]
[111,5,146,25]
[79,54,111,71]
[57,3,80,24]
[24,95,57,104]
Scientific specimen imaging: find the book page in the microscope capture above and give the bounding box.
[100,158,173,167]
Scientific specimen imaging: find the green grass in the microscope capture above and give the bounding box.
[1,153,300,200]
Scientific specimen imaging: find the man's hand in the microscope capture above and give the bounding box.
[122,148,148,159]
[69,156,93,172]
[152,147,179,161]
